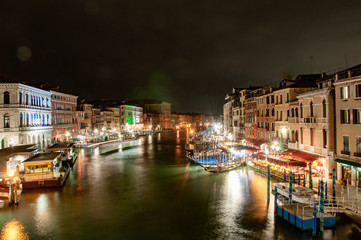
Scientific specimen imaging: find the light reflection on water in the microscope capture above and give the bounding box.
[0,219,29,240]
[0,132,358,239]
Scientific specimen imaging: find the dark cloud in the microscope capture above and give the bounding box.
[1,0,361,114]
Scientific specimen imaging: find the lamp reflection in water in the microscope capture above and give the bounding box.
[0,219,29,240]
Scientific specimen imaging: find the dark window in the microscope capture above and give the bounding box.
[300,104,303,118]
[310,128,314,146]
[356,84,361,98]
[310,101,314,117]
[341,110,350,124]
[323,130,327,148]
[353,109,361,124]
[19,92,22,104]
[3,91,9,104]
[322,99,327,118]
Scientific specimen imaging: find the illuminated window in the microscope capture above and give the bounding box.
[341,86,350,99]
[4,114,10,128]
[343,136,349,152]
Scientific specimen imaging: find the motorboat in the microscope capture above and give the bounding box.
[272,182,315,204]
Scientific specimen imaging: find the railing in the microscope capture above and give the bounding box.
[354,152,361,157]
[341,150,350,155]
[0,103,51,110]
[304,117,316,123]
[288,117,299,123]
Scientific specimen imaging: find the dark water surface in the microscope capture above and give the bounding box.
[0,132,359,239]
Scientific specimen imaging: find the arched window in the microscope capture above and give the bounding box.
[300,103,303,118]
[19,92,22,104]
[3,91,9,104]
[26,113,29,126]
[291,108,295,117]
[322,99,327,118]
[26,94,29,105]
[310,101,314,117]
[4,114,10,128]
[20,113,23,127]
[295,108,299,118]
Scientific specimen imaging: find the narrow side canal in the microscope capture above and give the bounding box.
[0,132,359,239]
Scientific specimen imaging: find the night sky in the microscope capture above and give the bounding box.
[1,1,361,114]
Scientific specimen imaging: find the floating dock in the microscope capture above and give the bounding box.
[276,203,336,231]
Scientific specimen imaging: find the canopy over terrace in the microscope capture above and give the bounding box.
[240,138,268,149]
[258,154,307,167]
[281,149,320,163]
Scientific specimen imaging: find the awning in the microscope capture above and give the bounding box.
[244,138,267,148]
[335,158,361,168]
[258,154,306,167]
[281,149,320,163]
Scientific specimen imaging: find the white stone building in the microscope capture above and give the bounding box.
[0,83,53,149]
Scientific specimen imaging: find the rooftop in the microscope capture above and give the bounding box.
[48,143,74,150]
[0,144,37,159]
[23,152,61,163]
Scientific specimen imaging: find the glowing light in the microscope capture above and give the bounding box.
[281,128,287,134]
[94,129,99,134]
[102,127,106,131]
[228,133,233,141]
[0,219,29,240]
[7,170,14,177]
[65,132,70,137]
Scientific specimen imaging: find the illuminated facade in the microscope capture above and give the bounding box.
[50,90,78,142]
[0,83,53,149]
[120,105,143,131]
[76,102,93,135]
[334,65,361,186]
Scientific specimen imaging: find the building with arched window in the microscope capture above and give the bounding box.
[0,81,53,150]
[296,74,336,178]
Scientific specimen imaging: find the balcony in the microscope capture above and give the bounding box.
[0,103,51,110]
[341,150,350,155]
[317,118,328,124]
[18,125,53,131]
[288,141,299,149]
[304,117,317,123]
[245,123,253,128]
[354,152,361,157]
[288,117,299,123]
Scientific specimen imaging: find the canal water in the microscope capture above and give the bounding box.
[0,132,360,240]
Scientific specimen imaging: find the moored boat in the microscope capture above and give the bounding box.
[272,182,315,204]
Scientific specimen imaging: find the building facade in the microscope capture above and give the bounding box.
[334,65,361,186]
[0,83,53,149]
[50,90,78,142]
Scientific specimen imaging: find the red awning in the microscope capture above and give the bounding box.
[258,154,306,167]
[281,149,320,162]
[244,138,267,148]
